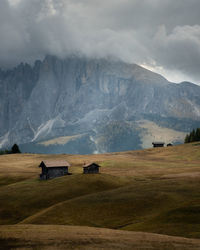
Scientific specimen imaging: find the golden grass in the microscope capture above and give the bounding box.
[0,224,200,250]
[0,174,128,224]
[20,176,200,238]
[0,142,200,248]
[0,142,199,179]
[137,119,186,148]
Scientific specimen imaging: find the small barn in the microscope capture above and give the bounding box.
[39,160,70,180]
[83,163,100,174]
[152,142,165,148]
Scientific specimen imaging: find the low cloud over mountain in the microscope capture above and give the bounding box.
[1,0,200,83]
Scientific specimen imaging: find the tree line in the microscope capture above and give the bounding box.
[0,144,21,155]
[185,128,200,143]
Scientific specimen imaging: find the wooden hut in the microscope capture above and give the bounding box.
[39,160,70,180]
[83,163,100,174]
[152,142,165,148]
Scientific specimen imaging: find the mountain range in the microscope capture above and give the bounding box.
[0,55,200,154]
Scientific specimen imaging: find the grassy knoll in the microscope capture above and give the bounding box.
[0,224,200,250]
[0,142,200,248]
[21,176,200,238]
[0,174,128,224]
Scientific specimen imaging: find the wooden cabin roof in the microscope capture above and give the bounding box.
[39,160,70,168]
[83,162,100,168]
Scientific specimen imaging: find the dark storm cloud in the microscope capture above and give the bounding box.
[1,0,200,83]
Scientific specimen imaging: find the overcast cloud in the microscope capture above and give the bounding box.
[1,0,200,84]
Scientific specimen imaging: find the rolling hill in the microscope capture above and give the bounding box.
[1,224,200,250]
[0,143,200,249]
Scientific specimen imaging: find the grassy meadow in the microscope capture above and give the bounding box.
[0,142,200,249]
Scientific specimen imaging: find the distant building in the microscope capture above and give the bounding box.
[83,163,100,174]
[152,142,165,148]
[39,160,70,180]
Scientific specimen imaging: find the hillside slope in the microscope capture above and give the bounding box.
[0,143,200,240]
[21,174,200,238]
[0,174,128,224]
[1,225,200,250]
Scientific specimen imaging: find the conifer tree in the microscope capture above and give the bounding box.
[11,144,21,153]
[185,128,200,143]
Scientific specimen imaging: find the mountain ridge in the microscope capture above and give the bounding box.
[0,55,200,153]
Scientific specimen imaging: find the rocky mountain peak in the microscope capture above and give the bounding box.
[0,56,199,153]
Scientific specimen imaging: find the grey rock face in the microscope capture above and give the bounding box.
[0,55,200,153]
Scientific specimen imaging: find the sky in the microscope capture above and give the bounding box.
[1,0,200,84]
